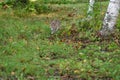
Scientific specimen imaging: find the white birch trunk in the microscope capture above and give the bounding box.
[100,0,120,36]
[87,0,95,18]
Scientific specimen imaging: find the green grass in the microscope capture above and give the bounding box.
[0,1,120,80]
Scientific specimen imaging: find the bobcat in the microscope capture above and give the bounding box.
[50,19,60,34]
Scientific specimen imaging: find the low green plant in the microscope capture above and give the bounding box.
[0,1,120,80]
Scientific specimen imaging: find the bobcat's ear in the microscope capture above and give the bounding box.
[51,27,53,31]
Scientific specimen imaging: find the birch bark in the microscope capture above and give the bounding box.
[87,0,95,18]
[100,0,120,36]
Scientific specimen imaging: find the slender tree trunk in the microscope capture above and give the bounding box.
[99,0,120,36]
[87,0,95,18]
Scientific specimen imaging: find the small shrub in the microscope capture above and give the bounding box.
[34,3,52,14]
[13,0,29,8]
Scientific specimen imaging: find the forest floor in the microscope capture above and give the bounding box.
[0,1,120,80]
